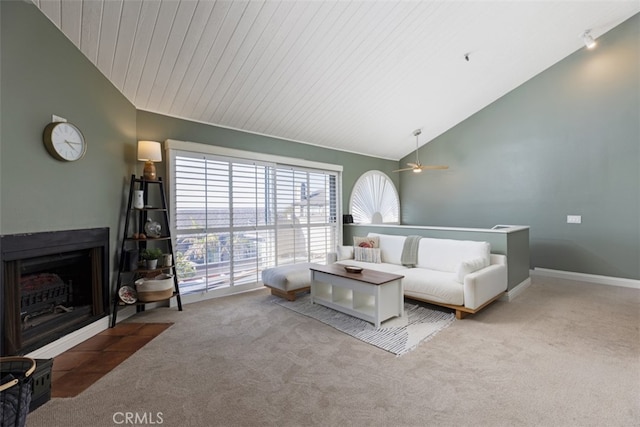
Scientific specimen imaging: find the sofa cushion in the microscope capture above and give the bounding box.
[367,233,406,265]
[402,268,464,306]
[354,247,381,263]
[455,257,487,283]
[336,245,354,261]
[334,259,408,274]
[353,236,379,248]
[416,238,490,273]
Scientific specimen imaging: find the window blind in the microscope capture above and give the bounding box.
[169,149,339,295]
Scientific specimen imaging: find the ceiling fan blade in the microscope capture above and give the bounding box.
[420,165,449,170]
[392,167,416,172]
[407,162,419,168]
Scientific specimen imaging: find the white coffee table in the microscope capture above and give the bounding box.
[310,264,404,328]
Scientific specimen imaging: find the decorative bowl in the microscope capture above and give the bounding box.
[118,286,137,304]
[344,266,363,273]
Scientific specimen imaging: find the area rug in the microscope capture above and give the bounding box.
[273,295,455,356]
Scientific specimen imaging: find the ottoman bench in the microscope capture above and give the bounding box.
[262,263,319,301]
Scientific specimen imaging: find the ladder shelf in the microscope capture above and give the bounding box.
[111,175,183,327]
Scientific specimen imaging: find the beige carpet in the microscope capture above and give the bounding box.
[27,276,639,427]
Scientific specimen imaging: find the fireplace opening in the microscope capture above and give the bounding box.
[2,228,109,356]
[20,249,96,351]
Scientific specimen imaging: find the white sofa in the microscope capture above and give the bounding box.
[328,233,508,319]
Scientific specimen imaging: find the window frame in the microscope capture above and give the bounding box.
[165,139,342,304]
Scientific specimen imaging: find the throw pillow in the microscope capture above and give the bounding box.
[354,247,381,263]
[455,257,488,283]
[336,245,354,261]
[353,236,379,248]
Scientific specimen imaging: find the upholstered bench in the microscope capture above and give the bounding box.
[262,263,318,301]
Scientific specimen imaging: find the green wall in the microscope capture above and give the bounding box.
[0,1,137,280]
[400,14,640,280]
[136,111,398,210]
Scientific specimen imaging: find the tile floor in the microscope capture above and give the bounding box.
[51,322,173,397]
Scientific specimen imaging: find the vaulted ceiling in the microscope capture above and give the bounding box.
[31,1,639,160]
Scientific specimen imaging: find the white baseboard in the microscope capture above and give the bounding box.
[172,283,264,307]
[501,277,532,302]
[26,306,137,359]
[532,268,640,290]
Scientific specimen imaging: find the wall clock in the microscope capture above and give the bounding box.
[42,121,86,161]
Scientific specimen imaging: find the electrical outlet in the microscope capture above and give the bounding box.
[567,215,582,224]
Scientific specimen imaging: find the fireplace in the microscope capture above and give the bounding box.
[1,228,109,356]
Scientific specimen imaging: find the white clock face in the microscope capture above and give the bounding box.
[50,123,86,161]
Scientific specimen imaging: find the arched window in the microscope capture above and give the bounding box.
[349,171,400,224]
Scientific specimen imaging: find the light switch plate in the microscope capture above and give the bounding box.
[567,215,582,224]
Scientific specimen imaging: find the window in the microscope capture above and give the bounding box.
[349,171,399,224]
[167,140,341,298]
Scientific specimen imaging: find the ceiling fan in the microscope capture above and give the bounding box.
[393,129,449,173]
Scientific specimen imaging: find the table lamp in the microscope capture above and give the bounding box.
[137,140,162,180]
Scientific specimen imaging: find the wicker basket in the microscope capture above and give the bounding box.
[1,357,36,427]
[135,274,174,302]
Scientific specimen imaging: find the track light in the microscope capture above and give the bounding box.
[582,30,596,49]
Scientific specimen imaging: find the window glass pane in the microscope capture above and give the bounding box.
[275,168,309,265]
[175,156,207,231]
[172,150,340,295]
[232,231,258,286]
[307,172,330,224]
[231,163,269,227]
[206,160,230,229]
[175,232,231,293]
[309,226,333,264]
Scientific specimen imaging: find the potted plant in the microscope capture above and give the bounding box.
[140,247,163,270]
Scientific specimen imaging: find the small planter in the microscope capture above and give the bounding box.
[140,248,163,270]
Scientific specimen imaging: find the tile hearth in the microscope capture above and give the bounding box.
[51,322,172,397]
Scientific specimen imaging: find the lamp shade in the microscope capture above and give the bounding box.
[137,140,162,162]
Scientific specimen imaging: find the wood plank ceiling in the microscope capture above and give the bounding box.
[31,0,640,160]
